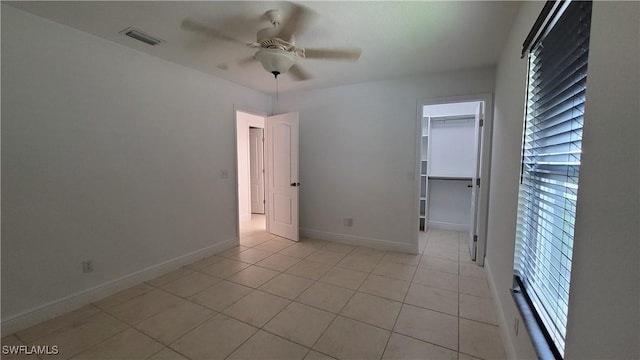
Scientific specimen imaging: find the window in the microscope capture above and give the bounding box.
[513,1,592,359]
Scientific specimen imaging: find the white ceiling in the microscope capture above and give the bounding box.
[6,1,521,94]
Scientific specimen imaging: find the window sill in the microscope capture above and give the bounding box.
[511,275,563,360]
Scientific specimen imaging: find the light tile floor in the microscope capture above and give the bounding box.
[3,218,506,360]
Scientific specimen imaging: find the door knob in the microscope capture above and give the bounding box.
[290,182,300,187]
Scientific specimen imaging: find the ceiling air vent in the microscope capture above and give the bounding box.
[120,27,164,46]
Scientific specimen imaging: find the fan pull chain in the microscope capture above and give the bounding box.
[271,71,280,103]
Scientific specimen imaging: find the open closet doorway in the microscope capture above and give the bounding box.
[416,94,493,265]
[236,110,266,236]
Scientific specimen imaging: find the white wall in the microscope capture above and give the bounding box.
[429,119,476,178]
[485,3,541,357]
[236,111,266,223]
[486,1,639,359]
[1,5,271,332]
[564,2,639,358]
[274,67,495,252]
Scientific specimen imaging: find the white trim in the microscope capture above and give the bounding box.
[485,258,517,360]
[475,94,494,266]
[1,237,238,336]
[426,221,470,232]
[301,228,417,254]
[247,118,265,129]
[412,100,424,256]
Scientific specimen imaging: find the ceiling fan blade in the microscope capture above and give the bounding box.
[276,3,315,41]
[237,56,258,67]
[288,64,313,81]
[303,47,362,61]
[217,56,257,71]
[181,18,244,45]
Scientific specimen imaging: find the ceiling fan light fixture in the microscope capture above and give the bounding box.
[255,49,296,77]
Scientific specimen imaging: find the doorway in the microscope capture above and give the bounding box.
[235,110,300,241]
[236,110,266,235]
[416,94,493,265]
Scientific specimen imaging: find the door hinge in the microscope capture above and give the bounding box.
[263,199,265,204]
[479,119,484,127]
[262,168,265,173]
[473,235,478,243]
[262,137,265,142]
[476,178,480,186]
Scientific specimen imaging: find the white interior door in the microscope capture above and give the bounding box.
[266,112,299,241]
[468,102,484,260]
[249,127,265,214]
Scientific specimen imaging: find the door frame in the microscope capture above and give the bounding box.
[234,106,268,240]
[415,93,494,265]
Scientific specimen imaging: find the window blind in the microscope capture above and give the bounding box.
[514,1,592,358]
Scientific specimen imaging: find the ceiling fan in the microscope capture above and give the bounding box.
[180,2,362,81]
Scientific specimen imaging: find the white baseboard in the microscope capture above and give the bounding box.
[484,258,517,360]
[427,221,470,232]
[1,237,238,336]
[301,228,417,254]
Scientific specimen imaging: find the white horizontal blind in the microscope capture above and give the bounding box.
[514,0,592,357]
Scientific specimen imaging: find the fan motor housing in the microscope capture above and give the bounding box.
[266,9,281,26]
[257,27,295,49]
[257,27,277,42]
[254,48,297,74]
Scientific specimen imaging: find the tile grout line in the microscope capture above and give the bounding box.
[381,229,461,358]
[295,243,393,358]
[143,345,171,360]
[15,229,495,360]
[164,274,274,359]
[348,242,395,360]
[63,311,137,360]
[378,233,426,359]
[258,250,337,356]
[213,238,342,359]
[298,245,358,356]
[12,304,103,346]
[160,235,297,360]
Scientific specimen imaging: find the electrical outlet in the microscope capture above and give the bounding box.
[343,218,353,227]
[220,170,229,179]
[82,260,93,273]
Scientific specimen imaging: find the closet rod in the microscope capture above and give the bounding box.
[429,115,475,123]
[428,176,472,181]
